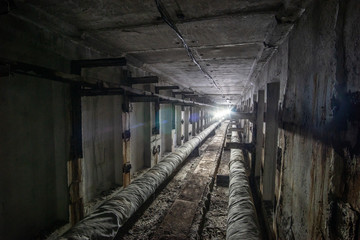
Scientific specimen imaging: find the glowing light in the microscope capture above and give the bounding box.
[214,108,232,119]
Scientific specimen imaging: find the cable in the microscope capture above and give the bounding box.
[154,0,223,94]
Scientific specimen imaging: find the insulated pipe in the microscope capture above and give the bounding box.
[227,125,260,240]
[60,121,221,240]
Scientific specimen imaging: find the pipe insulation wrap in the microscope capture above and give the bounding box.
[60,121,221,240]
[226,126,260,240]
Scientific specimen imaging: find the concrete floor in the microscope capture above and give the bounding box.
[116,123,227,240]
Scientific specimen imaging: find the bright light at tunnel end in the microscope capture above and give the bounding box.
[213,108,232,119]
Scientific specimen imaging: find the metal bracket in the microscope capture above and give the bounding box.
[122,130,131,141]
[231,112,256,122]
[152,145,161,155]
[228,127,244,132]
[225,142,255,152]
[155,86,179,92]
[152,146,158,155]
[152,126,159,135]
[123,70,159,85]
[123,162,132,173]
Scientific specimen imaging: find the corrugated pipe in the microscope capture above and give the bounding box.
[227,125,260,240]
[60,121,221,240]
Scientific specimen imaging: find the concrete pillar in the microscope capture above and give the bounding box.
[255,90,265,178]
[160,103,173,154]
[262,82,280,203]
[114,97,123,185]
[154,101,160,135]
[142,101,151,168]
[175,105,182,146]
[122,110,131,188]
[249,94,257,143]
[204,111,206,128]
[181,107,185,144]
[184,106,190,142]
[245,98,251,143]
[196,107,200,133]
[204,110,208,128]
[171,104,176,149]
[191,106,196,136]
[69,85,84,224]
[202,108,205,130]
[199,108,203,131]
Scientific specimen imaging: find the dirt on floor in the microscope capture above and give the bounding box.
[116,123,230,240]
[117,141,211,240]
[201,149,230,240]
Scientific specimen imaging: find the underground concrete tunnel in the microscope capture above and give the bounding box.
[0,0,359,239]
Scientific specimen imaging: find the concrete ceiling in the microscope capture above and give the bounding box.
[12,0,301,105]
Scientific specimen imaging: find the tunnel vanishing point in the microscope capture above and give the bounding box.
[0,0,359,239]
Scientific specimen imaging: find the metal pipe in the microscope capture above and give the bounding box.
[227,125,260,240]
[60,121,221,240]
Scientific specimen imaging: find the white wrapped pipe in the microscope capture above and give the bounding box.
[60,121,221,240]
[226,127,260,240]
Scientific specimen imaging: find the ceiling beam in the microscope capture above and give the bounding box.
[155,86,180,91]
[126,42,261,54]
[225,142,255,151]
[128,76,159,84]
[71,57,127,74]
[0,58,95,87]
[83,9,278,33]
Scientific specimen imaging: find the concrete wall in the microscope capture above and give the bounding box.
[0,76,70,239]
[82,95,123,203]
[254,0,360,238]
[0,11,124,239]
[150,100,161,166]
[0,15,71,240]
[130,101,151,172]
[128,68,152,172]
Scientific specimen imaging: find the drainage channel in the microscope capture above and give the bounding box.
[116,122,228,240]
